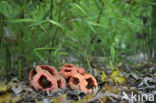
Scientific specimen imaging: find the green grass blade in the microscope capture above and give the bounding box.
[0,1,9,18]
[87,21,104,27]
[28,20,46,27]
[147,1,156,5]
[71,3,87,15]
[103,0,112,11]
[118,18,140,28]
[110,45,115,62]
[4,19,34,23]
[48,20,64,30]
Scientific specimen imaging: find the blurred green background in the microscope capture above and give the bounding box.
[0,0,155,79]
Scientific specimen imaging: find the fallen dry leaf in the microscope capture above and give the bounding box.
[0,93,11,103]
[101,70,108,82]
[111,70,126,83]
[11,96,22,103]
[0,81,9,93]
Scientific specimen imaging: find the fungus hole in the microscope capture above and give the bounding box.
[38,75,52,89]
[72,77,80,85]
[86,78,95,89]
[66,76,71,83]
[41,65,55,76]
[57,79,62,88]
[64,69,72,72]
[64,64,73,68]
[30,70,37,80]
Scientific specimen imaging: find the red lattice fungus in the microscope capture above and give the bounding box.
[29,65,66,92]
[69,74,98,93]
[59,64,86,83]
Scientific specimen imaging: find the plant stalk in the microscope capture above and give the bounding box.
[18,13,24,79]
[0,15,3,45]
[151,2,156,60]
[48,0,54,64]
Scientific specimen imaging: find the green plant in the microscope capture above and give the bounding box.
[0,0,155,79]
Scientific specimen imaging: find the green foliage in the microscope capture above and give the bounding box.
[0,0,155,78]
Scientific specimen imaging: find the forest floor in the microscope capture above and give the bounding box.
[0,54,156,103]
